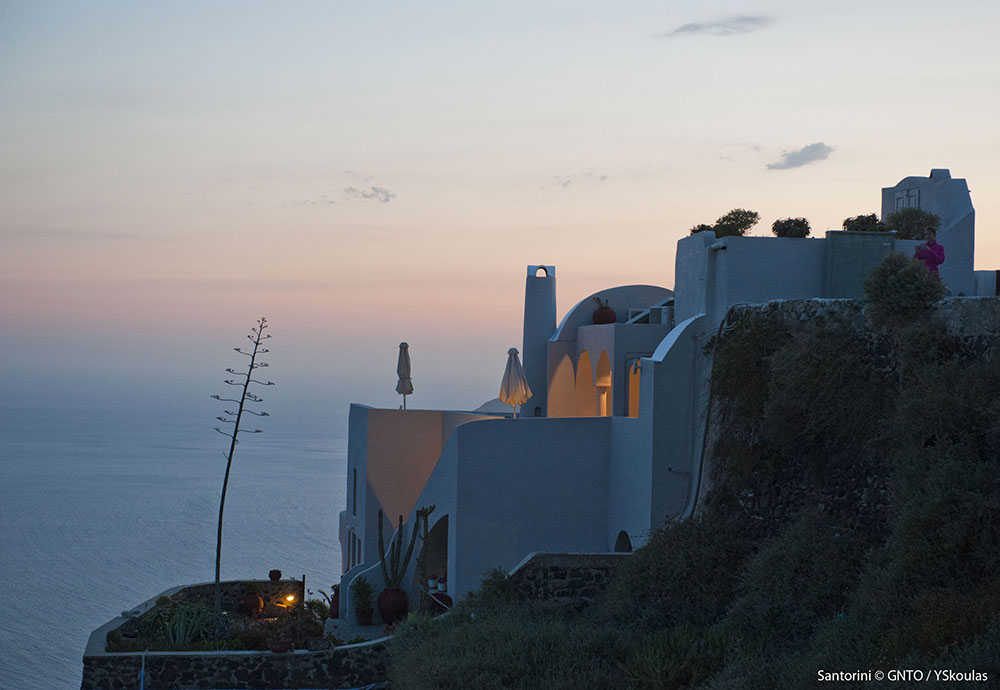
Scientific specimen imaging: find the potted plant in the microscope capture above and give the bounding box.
[315,584,340,619]
[592,297,616,324]
[240,582,264,616]
[377,505,435,625]
[269,569,282,581]
[771,217,811,238]
[351,576,374,626]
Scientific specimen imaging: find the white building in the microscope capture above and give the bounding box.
[337,170,989,622]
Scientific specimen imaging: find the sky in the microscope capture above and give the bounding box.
[3,0,999,430]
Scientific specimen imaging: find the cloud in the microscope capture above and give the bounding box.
[343,186,396,203]
[662,15,774,38]
[287,196,336,207]
[552,171,609,189]
[767,142,835,170]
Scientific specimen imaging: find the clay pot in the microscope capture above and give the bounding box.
[592,298,616,324]
[268,569,282,581]
[355,607,374,626]
[377,588,408,626]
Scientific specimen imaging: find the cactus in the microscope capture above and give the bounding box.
[378,505,435,590]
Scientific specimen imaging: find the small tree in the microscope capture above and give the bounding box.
[842,213,884,232]
[884,207,941,240]
[212,318,274,616]
[714,208,760,237]
[688,209,760,237]
[863,253,944,331]
[771,217,811,238]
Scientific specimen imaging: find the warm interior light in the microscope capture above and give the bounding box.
[285,594,295,602]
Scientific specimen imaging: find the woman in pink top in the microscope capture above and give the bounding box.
[914,227,945,278]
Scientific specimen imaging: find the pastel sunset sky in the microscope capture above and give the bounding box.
[3,1,999,429]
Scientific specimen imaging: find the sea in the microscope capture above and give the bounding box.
[0,400,348,690]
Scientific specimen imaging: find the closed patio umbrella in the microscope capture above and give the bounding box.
[499,347,532,418]
[395,342,413,409]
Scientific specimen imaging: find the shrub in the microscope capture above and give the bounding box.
[389,599,628,689]
[842,213,883,232]
[884,207,941,240]
[710,310,791,421]
[771,217,811,238]
[724,513,871,655]
[626,623,728,690]
[863,252,944,330]
[305,598,329,620]
[350,576,373,609]
[763,326,890,468]
[714,208,760,237]
[881,589,989,659]
[689,209,760,237]
[599,517,753,633]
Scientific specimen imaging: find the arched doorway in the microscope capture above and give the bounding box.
[614,530,633,553]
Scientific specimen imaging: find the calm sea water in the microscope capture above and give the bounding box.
[0,403,347,690]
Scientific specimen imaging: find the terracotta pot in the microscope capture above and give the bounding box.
[377,588,408,626]
[268,569,282,581]
[593,304,616,324]
[355,607,374,626]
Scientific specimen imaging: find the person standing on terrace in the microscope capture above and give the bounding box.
[914,227,945,279]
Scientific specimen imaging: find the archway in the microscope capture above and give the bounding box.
[614,530,633,553]
[595,350,612,416]
[420,515,449,608]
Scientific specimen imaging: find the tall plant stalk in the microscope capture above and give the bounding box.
[212,318,273,616]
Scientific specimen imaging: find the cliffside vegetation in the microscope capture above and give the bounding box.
[388,256,1000,689]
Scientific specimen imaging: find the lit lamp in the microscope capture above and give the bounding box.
[285,594,296,604]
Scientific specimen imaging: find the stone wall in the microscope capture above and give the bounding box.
[508,552,630,605]
[83,581,389,690]
[172,579,305,615]
[704,296,1000,538]
[81,641,388,690]
[728,296,1000,356]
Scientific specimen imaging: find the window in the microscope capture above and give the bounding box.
[894,188,919,211]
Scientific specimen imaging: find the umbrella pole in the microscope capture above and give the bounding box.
[403,394,407,410]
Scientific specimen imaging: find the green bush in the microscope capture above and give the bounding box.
[763,326,890,468]
[882,589,989,659]
[599,517,753,633]
[305,598,329,620]
[350,576,373,609]
[884,207,941,240]
[724,513,871,655]
[714,208,760,237]
[771,217,810,238]
[843,213,884,232]
[710,310,790,420]
[626,623,729,690]
[388,598,628,689]
[689,209,760,238]
[863,252,945,330]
